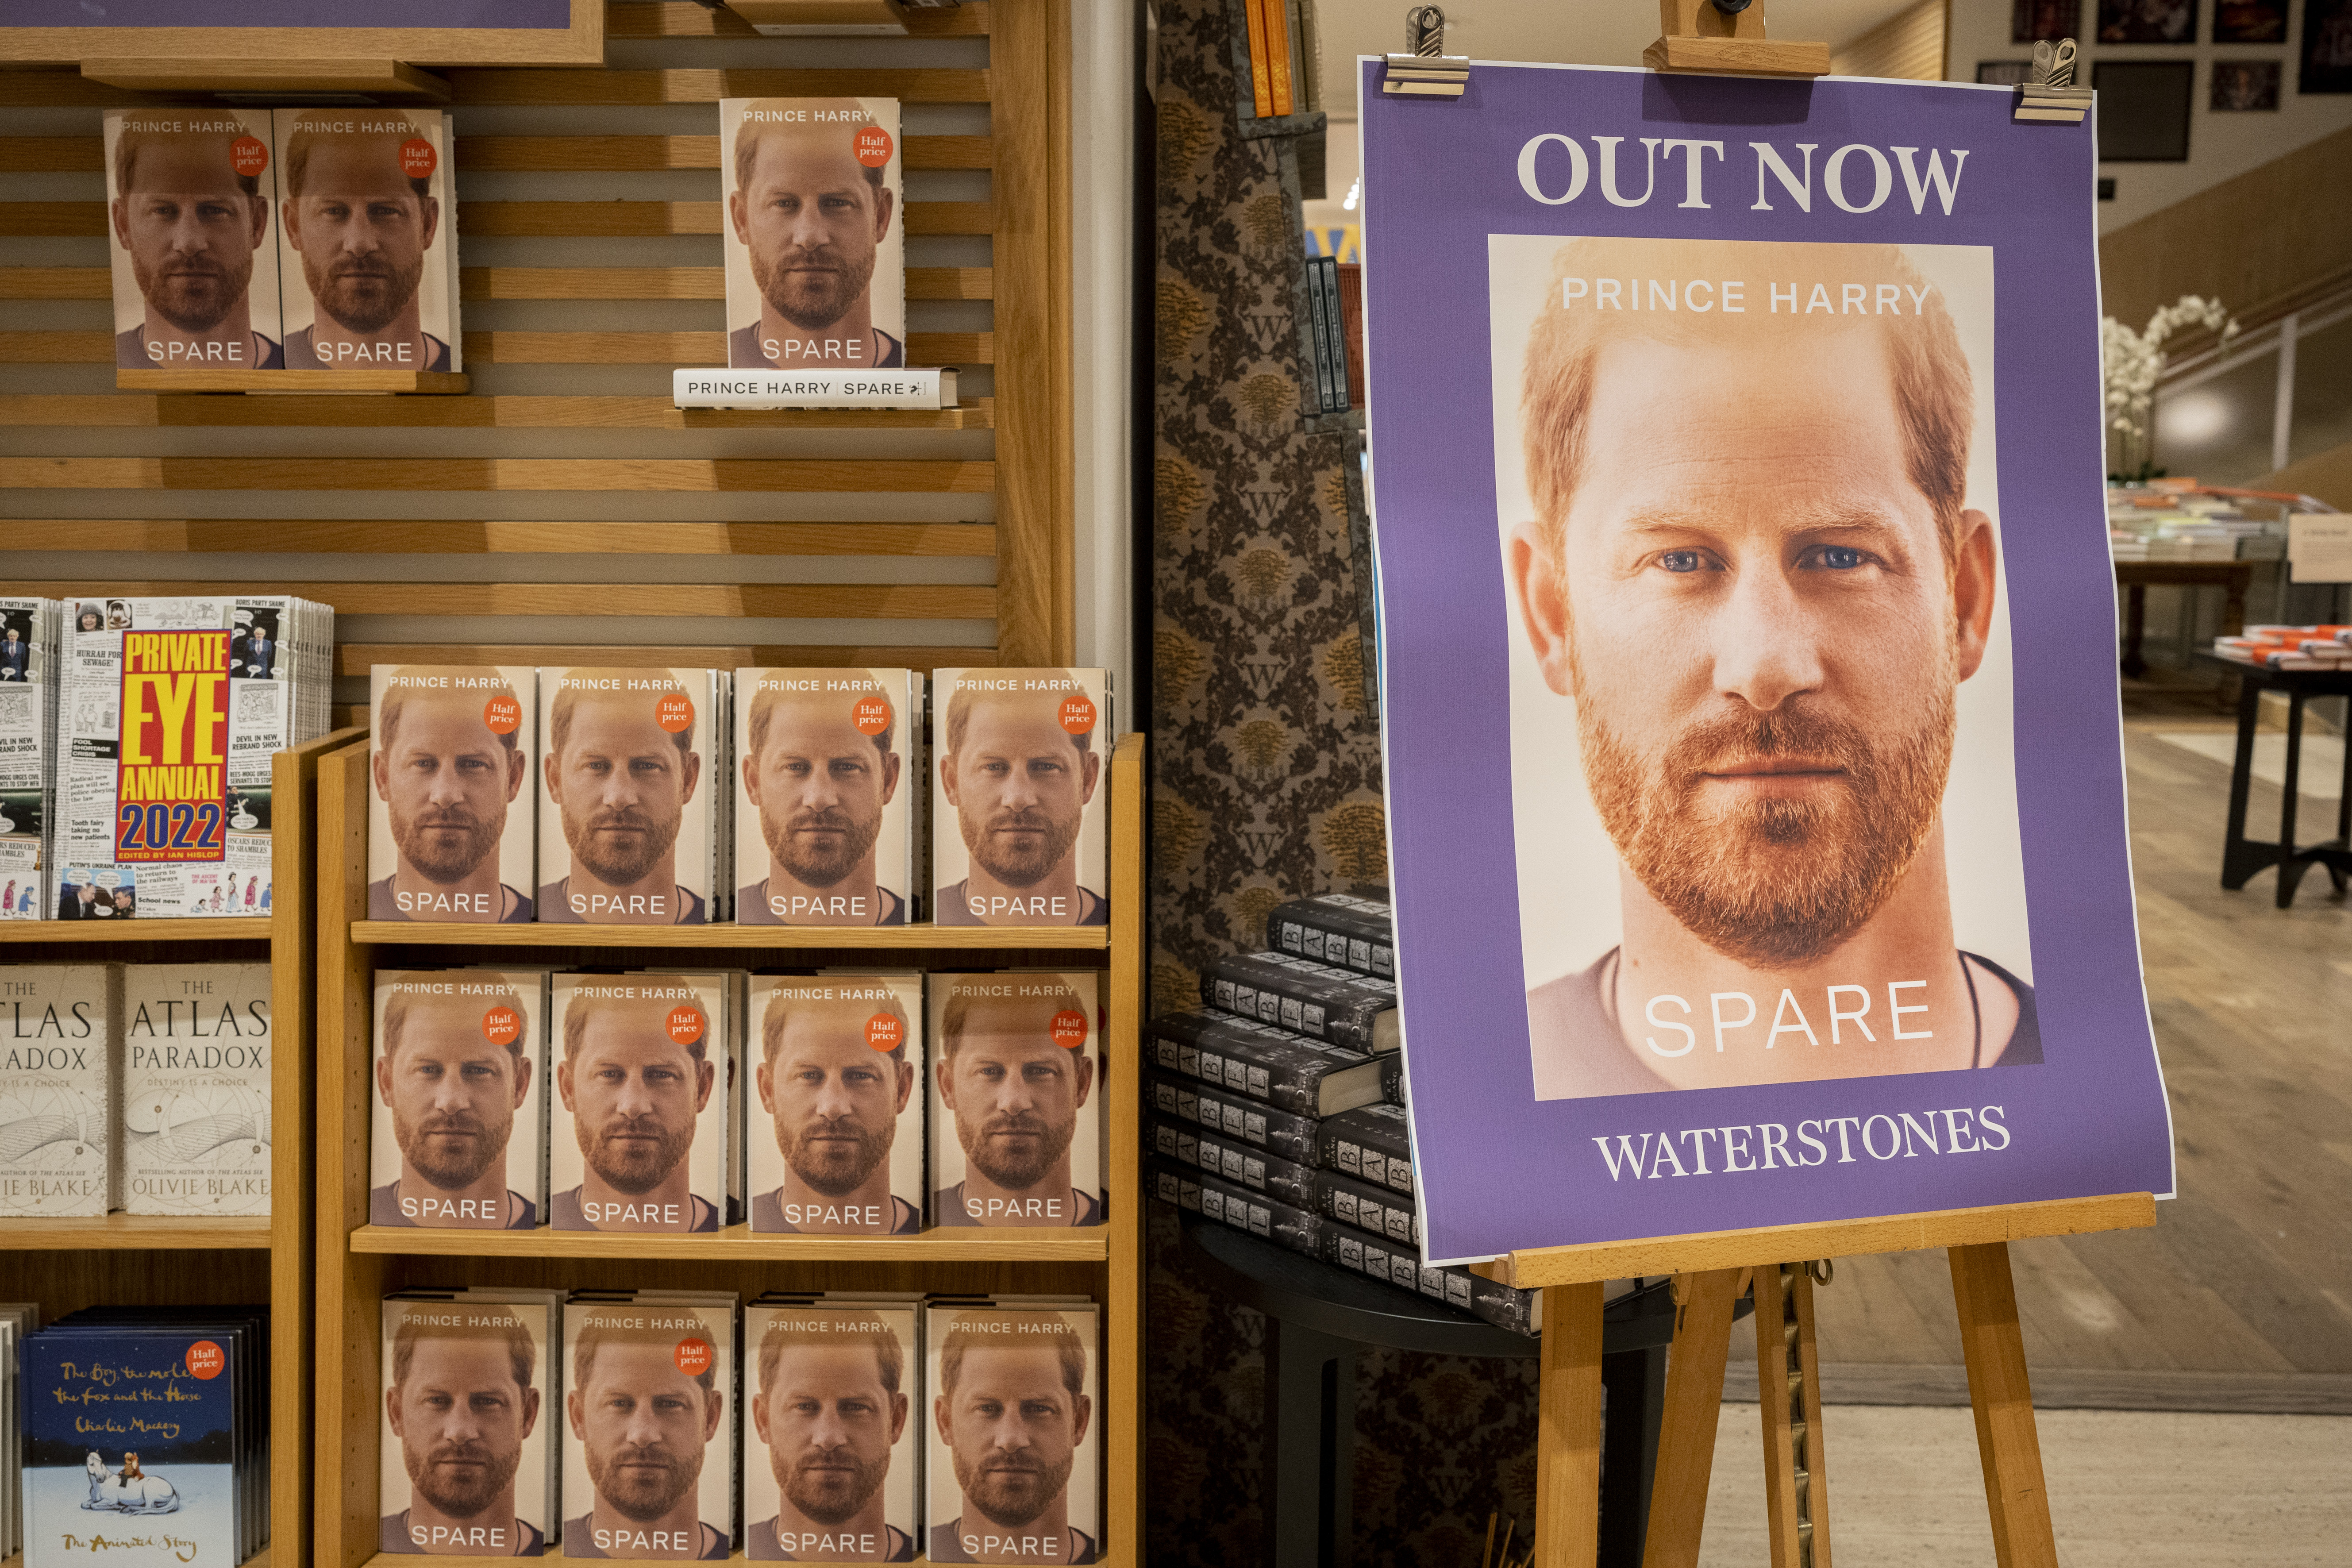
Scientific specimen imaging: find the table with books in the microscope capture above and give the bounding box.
[2194,630,2352,906]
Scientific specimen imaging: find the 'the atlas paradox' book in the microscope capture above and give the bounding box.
[535,667,725,925]
[562,1295,736,1559]
[0,966,117,1217]
[928,973,1103,1229]
[377,1296,553,1555]
[733,668,921,925]
[742,1301,920,1560]
[924,1302,1099,1564]
[721,98,905,370]
[273,108,459,372]
[931,669,1111,927]
[119,964,270,1217]
[368,666,538,923]
[747,973,924,1235]
[103,110,285,371]
[550,972,728,1233]
[370,969,547,1230]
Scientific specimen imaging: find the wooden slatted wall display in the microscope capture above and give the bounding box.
[0,0,1075,703]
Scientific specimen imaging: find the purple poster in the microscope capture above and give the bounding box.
[1359,62,2175,1265]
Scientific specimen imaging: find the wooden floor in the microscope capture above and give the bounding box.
[1731,682,2352,1402]
[1696,1404,2352,1565]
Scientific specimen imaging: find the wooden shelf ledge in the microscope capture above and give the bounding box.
[0,1213,271,1250]
[115,370,470,395]
[3,916,270,943]
[350,1221,1109,1261]
[350,919,1109,950]
[1471,1193,2158,1290]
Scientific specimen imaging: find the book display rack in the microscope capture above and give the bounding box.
[0,725,354,1568]
[312,731,1146,1568]
[4,0,1073,678]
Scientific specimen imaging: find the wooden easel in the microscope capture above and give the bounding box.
[1478,1193,2159,1568]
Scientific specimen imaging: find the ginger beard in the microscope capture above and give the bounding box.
[780,1099,892,1198]
[393,1091,512,1190]
[751,234,878,334]
[390,796,501,884]
[405,1429,520,1519]
[762,789,880,889]
[951,1434,1070,1531]
[1569,627,1958,971]
[955,1087,1075,1193]
[958,799,1082,889]
[304,241,425,335]
[581,1106,695,1197]
[132,241,249,334]
[778,1438,888,1525]
[586,1430,698,1523]
[563,786,682,888]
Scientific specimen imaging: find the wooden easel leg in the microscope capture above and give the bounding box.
[1950,1242,2059,1568]
[1754,1264,1832,1568]
[1639,1268,1742,1568]
[1533,1282,1604,1568]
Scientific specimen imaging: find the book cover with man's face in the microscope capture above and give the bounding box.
[743,1303,918,1560]
[562,1299,735,1560]
[549,972,728,1233]
[734,668,918,926]
[104,108,285,371]
[722,98,905,371]
[370,969,545,1230]
[379,1299,551,1555]
[924,1304,1099,1565]
[273,107,457,372]
[928,973,1103,1230]
[930,670,1111,928]
[748,973,923,1235]
[536,668,721,926]
[368,666,538,924]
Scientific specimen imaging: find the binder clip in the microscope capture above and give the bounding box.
[2014,39,2092,124]
[1383,3,1468,97]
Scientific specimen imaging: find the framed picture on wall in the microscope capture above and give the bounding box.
[1979,60,2038,84]
[2012,0,2081,42]
[2098,0,2198,42]
[2213,1,2288,42]
[2210,59,2283,108]
[2304,0,2352,92]
[2094,60,2196,158]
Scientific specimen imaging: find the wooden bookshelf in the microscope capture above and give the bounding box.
[0,1214,271,1250]
[0,728,352,1568]
[315,731,1146,1568]
[4,917,270,943]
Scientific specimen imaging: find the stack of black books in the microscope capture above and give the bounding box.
[1148,892,1539,1334]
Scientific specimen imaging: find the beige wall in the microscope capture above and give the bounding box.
[1833,0,1946,80]
[2098,124,2352,331]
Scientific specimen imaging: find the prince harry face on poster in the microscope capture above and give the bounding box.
[1504,238,2040,1098]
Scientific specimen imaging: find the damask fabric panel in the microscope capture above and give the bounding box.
[1147,0,1544,1559]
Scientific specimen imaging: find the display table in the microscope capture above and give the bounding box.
[2116,561,2253,678]
[1181,1217,1732,1568]
[2192,651,2352,906]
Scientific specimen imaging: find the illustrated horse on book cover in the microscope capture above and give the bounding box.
[83,1450,179,1513]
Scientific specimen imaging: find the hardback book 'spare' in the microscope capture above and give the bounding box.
[370,969,547,1230]
[368,666,539,924]
[721,97,905,372]
[930,669,1111,928]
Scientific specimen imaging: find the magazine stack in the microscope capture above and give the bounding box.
[55,595,331,920]
[1146,892,1541,1334]
[0,599,60,922]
